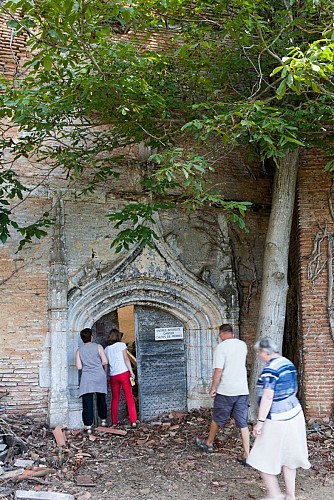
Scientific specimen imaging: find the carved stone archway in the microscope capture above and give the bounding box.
[48,201,238,427]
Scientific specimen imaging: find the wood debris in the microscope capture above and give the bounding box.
[0,410,333,499]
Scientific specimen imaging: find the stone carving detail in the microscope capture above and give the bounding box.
[49,210,240,427]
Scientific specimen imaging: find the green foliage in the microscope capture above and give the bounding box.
[107,202,173,253]
[16,214,54,252]
[271,38,334,96]
[0,170,49,250]
[0,0,333,251]
[147,148,253,214]
[182,101,309,164]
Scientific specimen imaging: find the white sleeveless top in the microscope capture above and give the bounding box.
[105,342,129,376]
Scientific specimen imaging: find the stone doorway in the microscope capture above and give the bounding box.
[48,238,236,428]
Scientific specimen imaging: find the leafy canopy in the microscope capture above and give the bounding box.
[0,0,333,250]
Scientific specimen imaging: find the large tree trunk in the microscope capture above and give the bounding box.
[248,149,299,421]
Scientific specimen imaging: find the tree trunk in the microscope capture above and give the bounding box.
[248,149,299,421]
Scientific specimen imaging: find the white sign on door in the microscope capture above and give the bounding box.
[155,326,184,341]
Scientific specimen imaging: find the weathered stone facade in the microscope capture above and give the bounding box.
[0,146,270,427]
[1,14,333,426]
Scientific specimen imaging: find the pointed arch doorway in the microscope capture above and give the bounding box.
[49,242,237,428]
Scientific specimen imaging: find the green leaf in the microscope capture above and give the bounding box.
[42,56,53,71]
[276,80,287,99]
[6,19,19,28]
[48,29,59,38]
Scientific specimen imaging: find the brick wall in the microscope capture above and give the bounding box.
[0,13,28,76]
[297,150,334,420]
[0,238,50,417]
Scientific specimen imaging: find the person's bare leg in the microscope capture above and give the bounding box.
[206,420,219,445]
[282,465,296,500]
[240,426,250,457]
[261,472,282,498]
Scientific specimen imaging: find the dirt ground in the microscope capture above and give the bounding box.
[1,409,333,500]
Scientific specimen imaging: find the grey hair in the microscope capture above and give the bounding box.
[254,336,280,355]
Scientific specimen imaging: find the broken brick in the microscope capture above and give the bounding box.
[94,426,127,436]
[52,426,66,447]
[76,474,96,487]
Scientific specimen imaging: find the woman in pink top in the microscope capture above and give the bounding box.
[105,328,137,427]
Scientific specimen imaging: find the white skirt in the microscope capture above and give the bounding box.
[246,410,311,475]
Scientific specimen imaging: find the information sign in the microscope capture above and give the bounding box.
[155,326,184,341]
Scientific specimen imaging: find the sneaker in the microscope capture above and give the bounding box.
[85,426,92,435]
[101,420,107,427]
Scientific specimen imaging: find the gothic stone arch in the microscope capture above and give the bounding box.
[48,208,237,427]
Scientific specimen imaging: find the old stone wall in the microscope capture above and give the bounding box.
[2,143,334,423]
[0,149,271,423]
[1,13,334,424]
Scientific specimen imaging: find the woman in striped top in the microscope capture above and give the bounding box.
[247,336,310,500]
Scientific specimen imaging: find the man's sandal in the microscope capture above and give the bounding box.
[195,437,213,453]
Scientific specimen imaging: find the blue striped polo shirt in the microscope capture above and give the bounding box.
[257,356,301,420]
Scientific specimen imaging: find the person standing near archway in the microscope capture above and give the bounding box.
[247,336,310,500]
[195,323,250,463]
[76,328,108,433]
[105,328,137,428]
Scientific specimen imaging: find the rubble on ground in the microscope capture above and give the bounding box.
[0,410,333,499]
